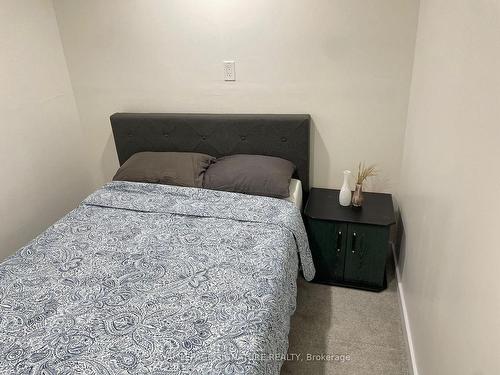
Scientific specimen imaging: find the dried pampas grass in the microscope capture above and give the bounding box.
[356,162,377,184]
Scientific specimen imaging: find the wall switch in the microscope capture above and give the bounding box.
[224,61,235,81]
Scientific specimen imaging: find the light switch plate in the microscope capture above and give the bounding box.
[224,61,235,81]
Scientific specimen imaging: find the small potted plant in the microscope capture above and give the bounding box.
[352,162,377,208]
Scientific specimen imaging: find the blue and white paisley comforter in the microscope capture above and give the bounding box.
[0,181,314,375]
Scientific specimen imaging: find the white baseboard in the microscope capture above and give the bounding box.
[391,243,419,375]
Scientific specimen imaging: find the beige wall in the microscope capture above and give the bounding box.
[0,0,93,257]
[398,0,500,374]
[53,0,419,190]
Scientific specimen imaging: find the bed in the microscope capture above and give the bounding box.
[0,113,314,374]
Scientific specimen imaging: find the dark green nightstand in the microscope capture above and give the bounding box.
[304,188,396,292]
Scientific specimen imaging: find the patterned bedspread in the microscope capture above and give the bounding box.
[0,181,314,374]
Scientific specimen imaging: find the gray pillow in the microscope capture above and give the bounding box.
[113,152,214,187]
[203,154,295,198]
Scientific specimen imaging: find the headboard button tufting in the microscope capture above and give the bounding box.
[110,113,310,191]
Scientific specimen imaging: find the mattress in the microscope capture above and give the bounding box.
[285,178,303,209]
[0,181,314,374]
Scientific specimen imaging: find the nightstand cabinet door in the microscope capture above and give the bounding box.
[344,224,389,289]
[305,218,347,283]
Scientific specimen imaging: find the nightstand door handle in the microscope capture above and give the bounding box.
[336,231,342,252]
[351,232,357,253]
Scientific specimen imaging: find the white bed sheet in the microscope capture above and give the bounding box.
[285,178,303,209]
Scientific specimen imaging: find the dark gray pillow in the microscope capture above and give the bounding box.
[203,154,295,198]
[113,152,214,187]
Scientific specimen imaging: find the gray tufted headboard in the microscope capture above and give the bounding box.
[110,113,311,192]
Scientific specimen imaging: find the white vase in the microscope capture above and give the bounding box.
[339,170,352,206]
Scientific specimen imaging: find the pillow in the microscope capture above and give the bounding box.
[113,151,214,187]
[203,154,295,198]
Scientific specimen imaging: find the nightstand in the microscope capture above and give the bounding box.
[304,188,396,291]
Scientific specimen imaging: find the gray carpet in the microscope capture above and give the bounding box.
[281,257,409,375]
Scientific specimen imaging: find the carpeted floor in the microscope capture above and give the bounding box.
[281,257,409,375]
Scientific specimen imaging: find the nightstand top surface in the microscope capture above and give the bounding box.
[304,187,396,226]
